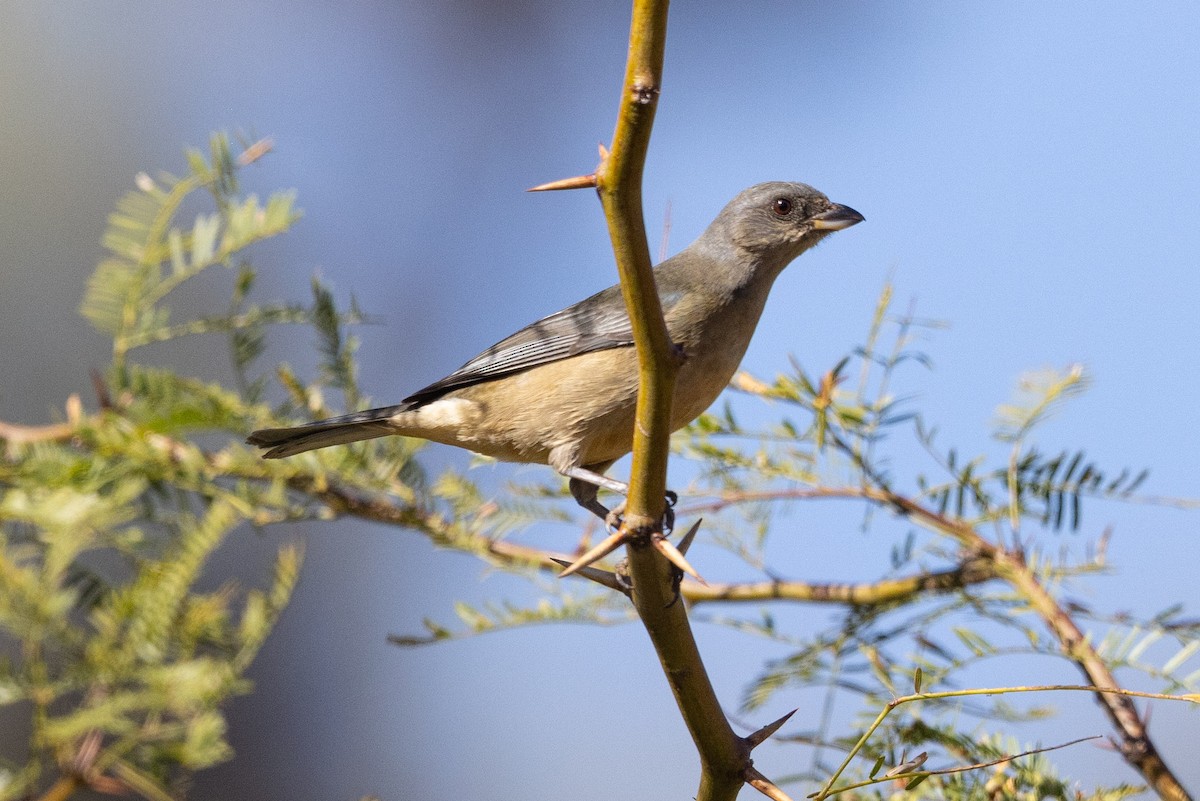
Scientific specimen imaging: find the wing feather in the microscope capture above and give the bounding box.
[402,283,646,406]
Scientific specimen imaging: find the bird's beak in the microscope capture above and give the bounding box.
[811,203,865,231]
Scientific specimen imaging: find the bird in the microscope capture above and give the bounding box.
[248,181,863,524]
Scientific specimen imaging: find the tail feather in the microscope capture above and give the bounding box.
[247,404,411,458]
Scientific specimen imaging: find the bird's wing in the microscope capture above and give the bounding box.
[402,282,680,407]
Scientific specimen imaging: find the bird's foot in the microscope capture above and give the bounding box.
[604,500,626,535]
[604,491,677,535]
[614,557,632,594]
[660,543,685,608]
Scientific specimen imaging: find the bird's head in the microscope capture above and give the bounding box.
[706,181,863,269]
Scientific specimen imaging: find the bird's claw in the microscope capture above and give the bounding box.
[614,557,632,593]
[604,501,626,535]
[604,491,677,535]
[662,504,675,535]
[663,490,677,533]
[664,555,685,608]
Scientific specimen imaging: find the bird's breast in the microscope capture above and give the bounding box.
[667,288,771,426]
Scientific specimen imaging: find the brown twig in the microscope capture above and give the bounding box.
[585,2,760,799]
[782,474,1195,800]
[0,395,81,448]
[0,420,75,446]
[684,558,997,606]
[595,0,679,532]
[1001,559,1191,801]
[814,684,1196,801]
[815,735,1103,799]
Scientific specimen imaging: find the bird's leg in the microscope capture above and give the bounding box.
[561,468,700,585]
[564,467,676,534]
[566,470,622,522]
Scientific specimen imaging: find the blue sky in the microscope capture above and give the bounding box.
[2,3,1197,798]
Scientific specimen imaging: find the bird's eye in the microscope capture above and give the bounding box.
[771,197,793,217]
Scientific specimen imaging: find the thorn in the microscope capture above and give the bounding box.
[527,173,598,192]
[89,368,113,410]
[653,534,707,585]
[237,137,274,166]
[74,729,103,772]
[676,519,702,555]
[598,142,610,160]
[744,708,798,750]
[557,529,627,578]
[549,558,630,596]
[745,766,795,801]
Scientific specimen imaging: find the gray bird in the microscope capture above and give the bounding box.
[248,181,863,521]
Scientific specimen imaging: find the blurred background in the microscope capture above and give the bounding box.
[1,2,1197,799]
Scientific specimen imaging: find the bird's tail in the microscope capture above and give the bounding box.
[247,404,411,458]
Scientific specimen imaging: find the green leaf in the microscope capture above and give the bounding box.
[1162,640,1200,676]
[994,365,1090,443]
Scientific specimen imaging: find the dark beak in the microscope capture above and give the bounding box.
[811,203,865,231]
